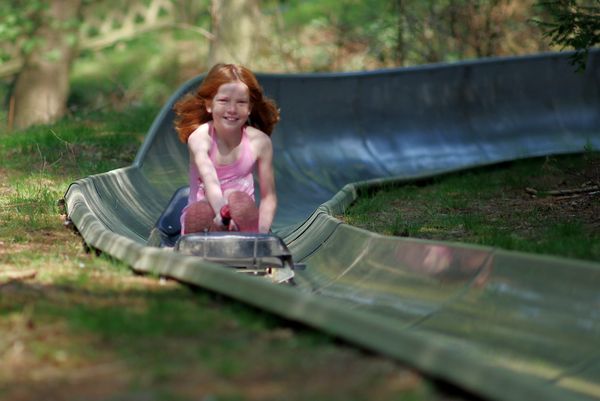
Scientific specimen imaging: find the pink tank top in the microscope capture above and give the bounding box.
[188,123,256,204]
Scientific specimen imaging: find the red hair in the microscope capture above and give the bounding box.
[174,64,280,143]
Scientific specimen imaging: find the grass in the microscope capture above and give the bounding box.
[343,154,600,262]
[0,107,445,401]
[2,27,589,400]
[0,10,584,399]
[0,107,152,244]
[6,114,594,401]
[0,36,449,400]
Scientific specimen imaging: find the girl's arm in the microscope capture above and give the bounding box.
[188,125,227,224]
[256,135,277,233]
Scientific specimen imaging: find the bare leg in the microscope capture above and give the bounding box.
[182,201,216,234]
[227,191,259,232]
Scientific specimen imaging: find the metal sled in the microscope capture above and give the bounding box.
[174,232,303,284]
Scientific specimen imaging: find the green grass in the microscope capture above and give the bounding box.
[0,106,155,249]
[343,155,600,262]
[0,106,154,176]
[0,18,576,400]
[1,93,594,401]
[0,83,439,401]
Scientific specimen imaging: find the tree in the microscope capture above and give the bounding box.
[272,0,550,70]
[207,0,261,67]
[535,0,600,71]
[9,0,82,130]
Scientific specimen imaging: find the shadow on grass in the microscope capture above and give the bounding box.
[0,105,157,184]
[0,271,447,401]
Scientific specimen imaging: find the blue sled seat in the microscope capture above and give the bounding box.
[147,186,189,247]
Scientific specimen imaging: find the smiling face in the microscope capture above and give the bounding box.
[207,81,251,133]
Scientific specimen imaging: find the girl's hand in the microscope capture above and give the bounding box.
[228,219,239,232]
[218,204,239,231]
[212,214,227,230]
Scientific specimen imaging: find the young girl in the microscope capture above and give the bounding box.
[173,63,280,234]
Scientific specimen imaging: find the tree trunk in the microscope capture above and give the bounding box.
[12,0,81,130]
[207,0,260,68]
[394,0,405,66]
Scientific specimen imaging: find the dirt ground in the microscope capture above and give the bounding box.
[0,237,431,401]
[383,154,600,249]
[1,154,597,401]
[0,169,471,401]
[519,155,600,233]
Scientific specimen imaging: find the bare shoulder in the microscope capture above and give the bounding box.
[187,123,211,151]
[246,126,272,154]
[246,125,271,141]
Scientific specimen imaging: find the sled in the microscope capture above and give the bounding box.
[175,232,303,284]
[148,187,303,284]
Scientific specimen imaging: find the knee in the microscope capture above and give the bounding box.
[182,201,214,234]
[227,191,254,207]
[226,192,258,232]
[185,201,214,216]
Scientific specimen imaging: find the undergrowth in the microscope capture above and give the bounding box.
[343,153,600,262]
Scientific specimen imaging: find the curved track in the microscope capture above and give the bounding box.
[65,51,600,401]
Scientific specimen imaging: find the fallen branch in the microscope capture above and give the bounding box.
[0,270,37,286]
[547,185,599,196]
[525,185,599,197]
[525,187,538,195]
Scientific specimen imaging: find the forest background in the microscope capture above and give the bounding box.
[1,0,596,131]
[0,1,598,400]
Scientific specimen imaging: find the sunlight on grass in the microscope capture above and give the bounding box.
[0,102,437,401]
[0,106,153,180]
[344,153,600,262]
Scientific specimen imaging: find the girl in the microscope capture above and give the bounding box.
[174,63,280,234]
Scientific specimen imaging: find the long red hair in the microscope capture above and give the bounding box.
[174,64,280,143]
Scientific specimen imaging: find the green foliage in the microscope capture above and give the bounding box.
[0,107,153,178]
[0,110,438,396]
[277,0,404,64]
[344,154,600,262]
[0,1,47,61]
[0,1,82,62]
[270,0,549,70]
[535,0,600,71]
[0,105,152,245]
[0,14,443,400]
[1,0,562,82]
[71,32,182,108]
